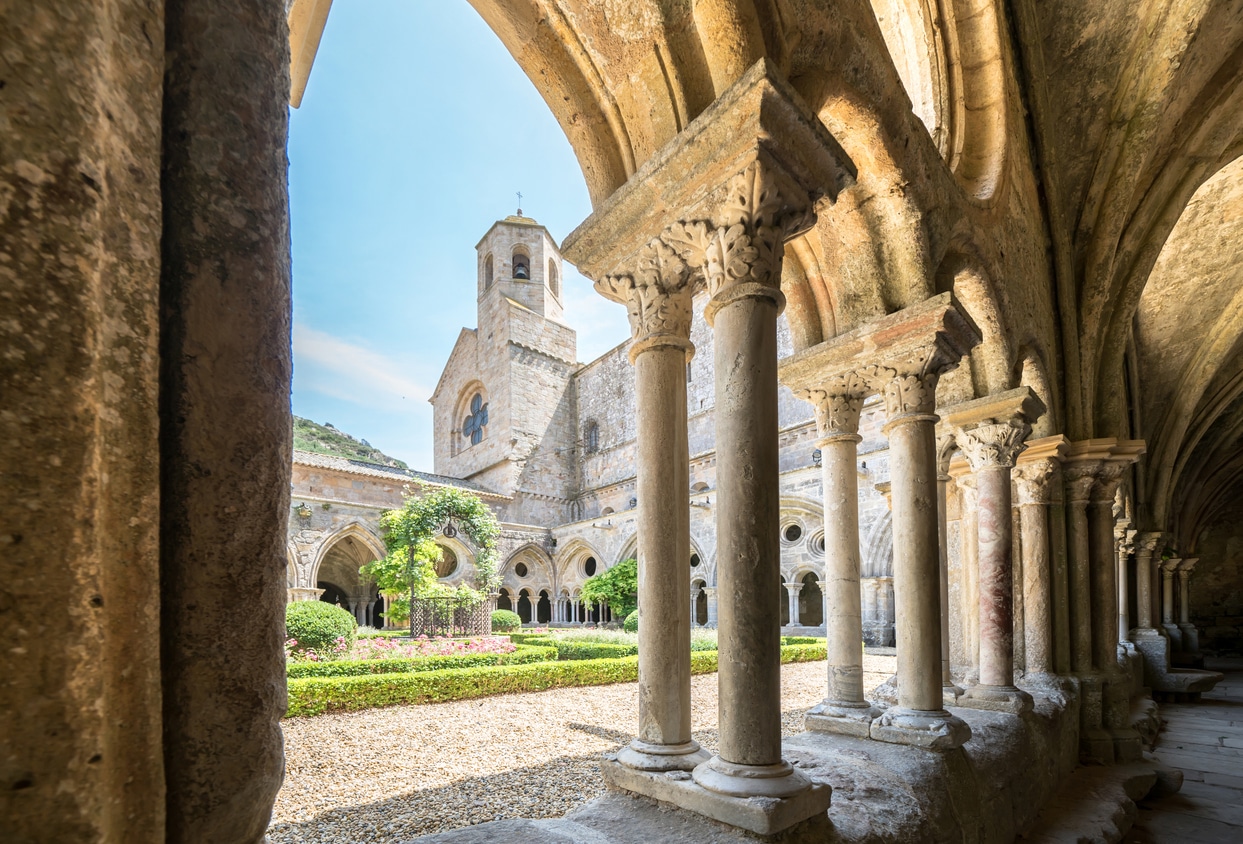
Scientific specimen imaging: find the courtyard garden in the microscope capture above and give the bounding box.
[284,600,829,717]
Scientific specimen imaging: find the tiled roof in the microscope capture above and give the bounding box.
[291,450,509,499]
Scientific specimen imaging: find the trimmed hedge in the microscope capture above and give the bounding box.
[503,634,637,660]
[286,644,558,679]
[286,642,827,716]
[286,601,357,654]
[623,610,639,633]
[781,636,824,645]
[491,609,522,632]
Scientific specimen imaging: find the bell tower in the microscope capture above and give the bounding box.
[475,209,566,323]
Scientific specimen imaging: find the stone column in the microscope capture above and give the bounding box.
[785,582,803,627]
[704,587,718,628]
[798,379,882,735]
[872,370,971,750]
[936,449,962,701]
[687,162,819,801]
[1089,464,1127,677]
[1177,558,1200,654]
[1115,524,1134,645]
[1132,534,1161,632]
[955,471,981,678]
[877,576,896,646]
[1161,559,1184,650]
[1064,458,1110,759]
[1013,453,1061,683]
[948,389,1044,714]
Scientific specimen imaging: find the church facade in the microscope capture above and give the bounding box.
[286,213,899,641]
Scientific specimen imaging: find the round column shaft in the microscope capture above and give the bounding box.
[619,338,706,770]
[804,396,881,735]
[871,391,969,751]
[1014,467,1055,679]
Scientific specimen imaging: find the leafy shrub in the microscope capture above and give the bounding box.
[553,641,637,660]
[287,644,557,679]
[781,636,823,646]
[286,601,357,655]
[492,609,522,632]
[286,642,826,716]
[623,610,639,633]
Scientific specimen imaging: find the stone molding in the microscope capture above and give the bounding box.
[779,292,982,427]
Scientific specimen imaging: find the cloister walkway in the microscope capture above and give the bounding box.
[1127,658,1243,842]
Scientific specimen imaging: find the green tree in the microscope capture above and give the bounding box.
[361,485,502,618]
[580,557,638,618]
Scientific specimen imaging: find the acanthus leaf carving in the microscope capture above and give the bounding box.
[957,421,1031,470]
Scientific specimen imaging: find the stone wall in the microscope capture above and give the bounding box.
[1190,498,1243,655]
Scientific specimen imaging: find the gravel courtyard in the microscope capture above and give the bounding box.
[268,654,897,843]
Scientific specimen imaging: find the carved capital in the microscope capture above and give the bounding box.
[1133,532,1164,561]
[880,371,938,421]
[1160,557,1181,575]
[1092,461,1127,503]
[1063,462,1100,504]
[1179,557,1199,574]
[596,238,695,359]
[664,161,813,308]
[1013,458,1059,505]
[794,370,870,437]
[956,420,1031,471]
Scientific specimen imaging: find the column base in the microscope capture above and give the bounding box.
[870,707,971,751]
[692,756,812,799]
[1110,728,1144,763]
[1079,728,1116,765]
[1161,623,1183,651]
[804,699,882,737]
[957,684,1033,715]
[617,739,711,772]
[600,756,831,836]
[942,682,964,705]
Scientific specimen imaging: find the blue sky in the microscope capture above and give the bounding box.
[290,1,629,470]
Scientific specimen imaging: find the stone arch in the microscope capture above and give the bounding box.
[1015,345,1058,438]
[500,542,556,596]
[554,538,604,589]
[483,252,494,290]
[547,257,560,298]
[869,0,951,154]
[934,244,1012,400]
[862,510,895,578]
[940,0,1009,202]
[614,532,638,568]
[687,534,708,583]
[510,244,531,280]
[308,521,386,588]
[431,534,477,584]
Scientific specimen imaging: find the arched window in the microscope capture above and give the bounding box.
[512,249,530,280]
[462,392,488,446]
[548,259,560,297]
[484,254,494,289]
[583,419,599,454]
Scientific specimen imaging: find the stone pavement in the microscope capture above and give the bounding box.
[1127,658,1243,843]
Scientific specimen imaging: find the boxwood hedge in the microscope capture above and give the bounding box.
[286,644,557,679]
[286,642,827,717]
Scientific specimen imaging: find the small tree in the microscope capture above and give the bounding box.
[363,484,501,632]
[580,557,638,619]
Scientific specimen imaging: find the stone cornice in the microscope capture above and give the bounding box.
[778,293,982,404]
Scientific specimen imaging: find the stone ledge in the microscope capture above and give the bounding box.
[600,758,832,836]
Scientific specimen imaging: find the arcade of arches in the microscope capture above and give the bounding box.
[8,1,1243,842]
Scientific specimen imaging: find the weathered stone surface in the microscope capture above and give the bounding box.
[159,0,291,840]
[0,1,165,840]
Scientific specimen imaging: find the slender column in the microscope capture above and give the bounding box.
[704,587,718,628]
[1115,525,1134,644]
[688,161,816,799]
[785,582,803,626]
[1089,464,1126,675]
[952,398,1040,715]
[871,371,970,750]
[1132,534,1161,630]
[1064,460,1111,759]
[799,380,882,735]
[1049,475,1072,675]
[959,474,981,677]
[1014,458,1058,682]
[1177,559,1200,654]
[691,591,699,628]
[936,457,962,700]
[1161,559,1184,651]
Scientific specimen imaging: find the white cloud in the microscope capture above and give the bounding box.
[293,323,431,407]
